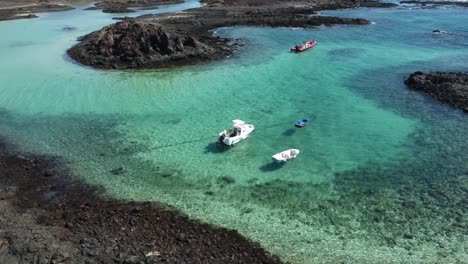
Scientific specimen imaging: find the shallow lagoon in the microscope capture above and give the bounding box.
[0,3,467,263]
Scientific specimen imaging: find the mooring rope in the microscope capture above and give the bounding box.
[147,136,214,151]
[149,114,318,150]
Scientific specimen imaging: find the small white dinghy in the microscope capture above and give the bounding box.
[218,119,255,146]
[272,149,300,163]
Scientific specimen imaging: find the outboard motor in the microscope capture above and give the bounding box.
[218,134,226,144]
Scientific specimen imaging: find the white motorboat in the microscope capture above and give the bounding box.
[218,119,255,146]
[272,149,300,163]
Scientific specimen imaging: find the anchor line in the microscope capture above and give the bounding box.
[257,121,294,130]
[63,118,314,164]
[60,136,215,164]
[153,118,315,148]
[147,136,214,151]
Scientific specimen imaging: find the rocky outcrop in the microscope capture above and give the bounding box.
[85,0,183,13]
[67,20,232,69]
[146,5,370,31]
[0,141,282,264]
[102,6,136,13]
[69,4,371,69]
[405,72,468,112]
[0,4,73,22]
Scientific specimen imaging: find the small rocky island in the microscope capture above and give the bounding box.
[405,72,468,112]
[68,0,391,70]
[67,20,231,69]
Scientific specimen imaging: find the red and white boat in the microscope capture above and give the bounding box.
[291,40,316,52]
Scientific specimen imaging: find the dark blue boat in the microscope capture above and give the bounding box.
[294,117,308,128]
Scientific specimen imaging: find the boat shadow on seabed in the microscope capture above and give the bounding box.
[204,142,231,154]
[282,128,296,137]
[259,162,285,172]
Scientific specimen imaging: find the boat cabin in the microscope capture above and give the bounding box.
[217,119,255,146]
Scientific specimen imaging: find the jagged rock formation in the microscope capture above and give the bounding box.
[67,20,231,69]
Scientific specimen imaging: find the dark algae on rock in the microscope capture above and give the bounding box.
[405,72,468,112]
[0,141,282,264]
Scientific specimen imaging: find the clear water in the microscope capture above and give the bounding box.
[0,3,467,263]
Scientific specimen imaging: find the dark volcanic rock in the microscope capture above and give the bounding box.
[112,16,133,20]
[148,6,370,32]
[110,166,126,175]
[61,25,77,31]
[405,72,468,112]
[0,4,72,22]
[67,20,230,69]
[24,13,38,19]
[202,0,397,8]
[400,1,468,7]
[87,0,183,13]
[0,141,282,264]
[102,6,136,13]
[69,3,371,70]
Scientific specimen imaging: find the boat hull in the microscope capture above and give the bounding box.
[272,149,300,163]
[294,118,309,128]
[291,40,316,52]
[218,124,255,146]
[294,122,307,128]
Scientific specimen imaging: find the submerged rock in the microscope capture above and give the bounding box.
[405,72,468,112]
[110,167,126,175]
[61,26,77,31]
[217,176,236,185]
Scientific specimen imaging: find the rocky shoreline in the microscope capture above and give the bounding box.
[405,72,468,113]
[0,140,281,263]
[0,0,396,69]
[0,0,185,21]
[67,19,233,69]
[0,3,73,21]
[85,0,184,13]
[400,1,468,7]
[68,0,391,69]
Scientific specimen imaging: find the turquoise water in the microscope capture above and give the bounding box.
[0,3,467,263]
